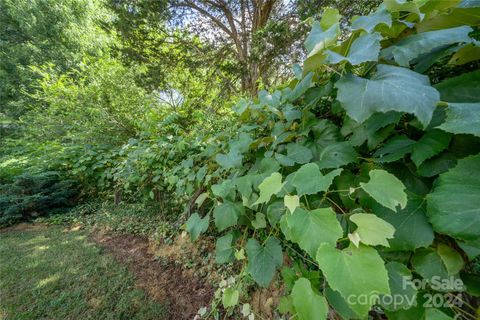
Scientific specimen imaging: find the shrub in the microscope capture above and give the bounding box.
[0,171,78,226]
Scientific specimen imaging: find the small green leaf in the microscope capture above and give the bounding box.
[222,288,239,308]
[304,21,339,58]
[320,8,341,30]
[291,278,328,320]
[286,143,313,164]
[350,213,395,247]
[284,195,300,213]
[438,103,480,137]
[326,33,383,65]
[437,244,464,275]
[266,200,286,226]
[281,207,343,258]
[212,179,235,199]
[360,169,407,211]
[214,201,244,231]
[216,233,235,264]
[373,135,415,163]
[352,7,392,33]
[235,248,245,260]
[434,70,480,103]
[291,163,342,196]
[253,172,284,205]
[241,303,251,317]
[216,150,242,169]
[195,192,209,207]
[317,142,358,169]
[251,212,267,229]
[185,213,209,241]
[411,248,456,288]
[411,129,452,167]
[246,237,283,287]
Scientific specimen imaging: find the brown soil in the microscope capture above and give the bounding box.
[91,230,214,319]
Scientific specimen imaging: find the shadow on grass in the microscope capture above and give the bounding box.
[0,226,165,320]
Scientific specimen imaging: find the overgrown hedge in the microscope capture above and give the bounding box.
[178,1,480,319]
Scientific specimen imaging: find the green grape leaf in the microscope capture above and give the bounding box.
[384,0,422,17]
[215,232,235,264]
[317,142,358,169]
[246,237,283,287]
[374,135,415,163]
[427,154,480,240]
[418,152,457,177]
[316,244,390,317]
[212,179,235,199]
[411,249,453,287]
[251,212,267,229]
[336,64,440,128]
[417,5,480,32]
[286,143,313,164]
[281,207,343,258]
[437,244,464,275]
[304,21,340,58]
[351,7,392,33]
[320,8,341,30]
[275,153,296,167]
[326,33,383,65]
[381,26,473,67]
[291,278,328,320]
[325,287,357,320]
[253,172,284,205]
[214,201,244,231]
[266,200,286,226]
[380,262,417,311]
[291,163,342,196]
[195,192,209,207]
[235,174,255,198]
[222,288,239,308]
[216,150,242,169]
[438,103,480,137]
[360,169,407,211]
[350,213,396,247]
[374,194,434,251]
[185,213,209,241]
[287,72,314,102]
[434,70,480,103]
[284,195,300,213]
[230,132,252,153]
[449,42,480,66]
[411,129,452,167]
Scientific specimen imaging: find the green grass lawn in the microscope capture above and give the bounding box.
[0,226,165,320]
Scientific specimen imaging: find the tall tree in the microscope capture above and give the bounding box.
[170,0,305,95]
[0,0,112,120]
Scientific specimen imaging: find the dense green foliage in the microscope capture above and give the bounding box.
[1,0,480,319]
[181,1,480,318]
[0,0,112,120]
[0,171,78,226]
